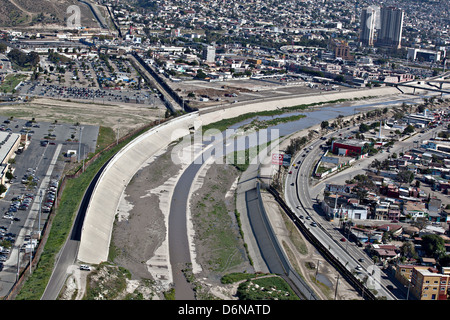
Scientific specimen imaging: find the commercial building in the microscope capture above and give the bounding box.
[203,45,216,63]
[407,48,443,62]
[331,139,366,157]
[0,131,21,185]
[378,7,404,49]
[334,41,353,60]
[321,195,369,220]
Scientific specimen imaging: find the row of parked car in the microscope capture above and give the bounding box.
[0,226,14,268]
[42,179,58,213]
[2,193,36,221]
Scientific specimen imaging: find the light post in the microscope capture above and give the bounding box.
[78,126,83,162]
[334,274,340,300]
[406,280,411,300]
[38,189,42,234]
[29,249,32,275]
[116,119,120,145]
[16,245,20,282]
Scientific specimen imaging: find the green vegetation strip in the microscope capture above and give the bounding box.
[0,74,27,93]
[202,98,356,133]
[15,126,152,300]
[240,114,306,131]
[237,275,300,300]
[208,95,379,134]
[221,273,300,300]
[227,140,273,172]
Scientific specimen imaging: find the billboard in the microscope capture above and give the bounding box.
[272,153,284,165]
[282,154,292,167]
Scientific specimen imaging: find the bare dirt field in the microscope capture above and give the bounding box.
[170,78,353,109]
[0,97,165,134]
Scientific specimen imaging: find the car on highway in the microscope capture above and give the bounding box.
[311,222,317,227]
[358,258,365,262]
[288,171,292,174]
[340,237,346,242]
[290,183,294,186]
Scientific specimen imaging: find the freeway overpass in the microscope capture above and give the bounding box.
[384,72,450,95]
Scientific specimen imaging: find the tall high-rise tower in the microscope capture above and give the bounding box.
[203,45,216,63]
[378,7,404,49]
[360,7,377,46]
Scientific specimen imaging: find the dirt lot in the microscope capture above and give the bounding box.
[170,78,352,109]
[0,97,165,134]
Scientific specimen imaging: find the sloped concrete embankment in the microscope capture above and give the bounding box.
[77,86,404,266]
[77,113,199,264]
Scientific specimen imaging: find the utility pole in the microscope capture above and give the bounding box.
[334,274,340,300]
[16,246,20,282]
[78,126,83,162]
[406,280,411,300]
[117,119,120,145]
[315,260,320,280]
[38,189,42,235]
[29,250,32,275]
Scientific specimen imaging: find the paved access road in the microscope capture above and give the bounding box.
[284,121,446,300]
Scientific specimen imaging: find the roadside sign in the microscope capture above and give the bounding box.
[272,153,284,165]
[282,154,292,167]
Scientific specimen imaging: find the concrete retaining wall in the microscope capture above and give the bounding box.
[77,112,199,264]
[198,86,402,125]
[77,86,413,264]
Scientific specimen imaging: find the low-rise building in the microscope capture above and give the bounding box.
[331,139,366,157]
[410,267,450,300]
[0,131,21,186]
[321,195,369,220]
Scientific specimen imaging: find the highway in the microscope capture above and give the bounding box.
[284,130,396,299]
[283,121,445,300]
[41,158,112,300]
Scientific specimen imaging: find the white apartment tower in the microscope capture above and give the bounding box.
[203,45,216,63]
[360,7,377,46]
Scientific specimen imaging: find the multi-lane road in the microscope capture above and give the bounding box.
[283,121,445,300]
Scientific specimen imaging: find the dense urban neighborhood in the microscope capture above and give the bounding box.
[0,0,449,305]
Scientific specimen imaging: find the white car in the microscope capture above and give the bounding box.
[80,265,91,271]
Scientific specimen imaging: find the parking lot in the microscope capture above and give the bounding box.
[0,116,98,296]
[19,82,162,106]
